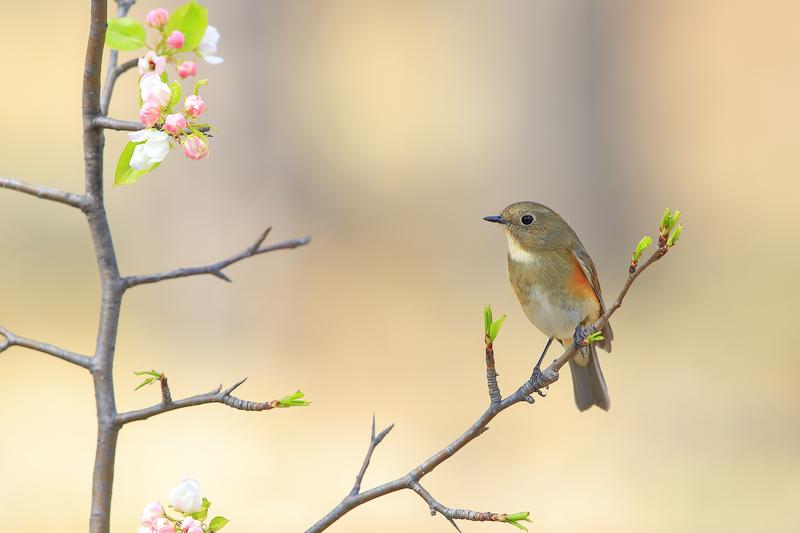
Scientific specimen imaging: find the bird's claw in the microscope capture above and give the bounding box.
[573,325,595,356]
[530,367,549,397]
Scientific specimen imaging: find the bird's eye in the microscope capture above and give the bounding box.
[521,214,535,226]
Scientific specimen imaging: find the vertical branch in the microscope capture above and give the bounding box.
[84,1,125,532]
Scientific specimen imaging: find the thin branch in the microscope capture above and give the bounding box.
[485,341,501,405]
[0,326,92,369]
[411,481,525,532]
[124,227,311,288]
[92,116,144,131]
[0,177,87,209]
[351,415,395,496]
[306,244,673,532]
[100,0,137,115]
[100,58,139,116]
[117,378,287,425]
[92,116,214,133]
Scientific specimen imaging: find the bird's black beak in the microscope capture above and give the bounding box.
[483,215,508,225]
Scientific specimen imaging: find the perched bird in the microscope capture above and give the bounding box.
[484,201,613,411]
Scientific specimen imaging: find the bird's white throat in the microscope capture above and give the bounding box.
[505,232,539,264]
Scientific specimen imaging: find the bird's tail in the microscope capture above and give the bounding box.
[568,344,610,411]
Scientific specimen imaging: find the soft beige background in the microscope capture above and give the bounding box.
[1,1,798,532]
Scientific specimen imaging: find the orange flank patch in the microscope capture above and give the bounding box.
[569,255,599,302]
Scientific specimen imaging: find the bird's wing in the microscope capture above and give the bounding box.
[570,247,614,347]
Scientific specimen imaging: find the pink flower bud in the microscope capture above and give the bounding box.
[139,101,161,128]
[177,61,197,79]
[153,517,175,533]
[181,517,201,532]
[146,8,169,28]
[163,113,187,135]
[140,501,164,528]
[183,95,207,118]
[182,134,209,160]
[167,30,185,49]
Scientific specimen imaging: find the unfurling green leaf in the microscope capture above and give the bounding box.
[115,142,160,186]
[106,17,147,50]
[504,512,532,531]
[585,331,605,345]
[278,390,310,407]
[134,377,157,391]
[193,78,209,96]
[632,235,652,262]
[190,507,208,521]
[134,369,163,378]
[202,498,211,509]
[170,81,182,106]
[483,306,493,336]
[209,516,229,532]
[659,208,671,233]
[165,1,209,52]
[668,210,681,231]
[488,315,506,343]
[667,224,683,247]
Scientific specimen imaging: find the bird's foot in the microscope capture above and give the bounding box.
[530,367,549,397]
[572,325,596,356]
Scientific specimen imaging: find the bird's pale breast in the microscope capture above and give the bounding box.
[507,247,600,341]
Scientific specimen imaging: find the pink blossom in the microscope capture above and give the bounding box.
[140,501,164,528]
[180,517,201,532]
[167,31,185,49]
[186,527,203,533]
[182,134,209,160]
[177,61,197,79]
[153,517,175,533]
[139,101,161,128]
[146,8,169,28]
[140,72,171,108]
[183,95,206,118]
[138,51,167,75]
[163,113,187,135]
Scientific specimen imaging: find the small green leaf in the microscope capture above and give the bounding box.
[170,81,182,106]
[585,331,605,345]
[505,512,532,531]
[209,516,229,532]
[190,507,208,521]
[483,306,492,335]
[106,17,146,50]
[488,315,506,343]
[667,224,683,247]
[134,377,157,391]
[659,208,671,232]
[278,390,310,407]
[115,142,161,185]
[668,210,681,231]
[202,498,211,509]
[193,78,209,95]
[133,369,162,377]
[165,0,208,52]
[632,235,652,262]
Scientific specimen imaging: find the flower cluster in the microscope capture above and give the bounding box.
[106,1,223,184]
[138,480,229,533]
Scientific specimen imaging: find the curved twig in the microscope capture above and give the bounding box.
[123,227,311,288]
[0,326,92,369]
[116,378,285,425]
[0,177,87,209]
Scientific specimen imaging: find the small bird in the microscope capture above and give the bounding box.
[484,201,613,411]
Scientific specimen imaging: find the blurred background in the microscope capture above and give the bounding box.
[1,1,798,531]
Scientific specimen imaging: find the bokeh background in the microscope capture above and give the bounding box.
[1,1,799,531]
